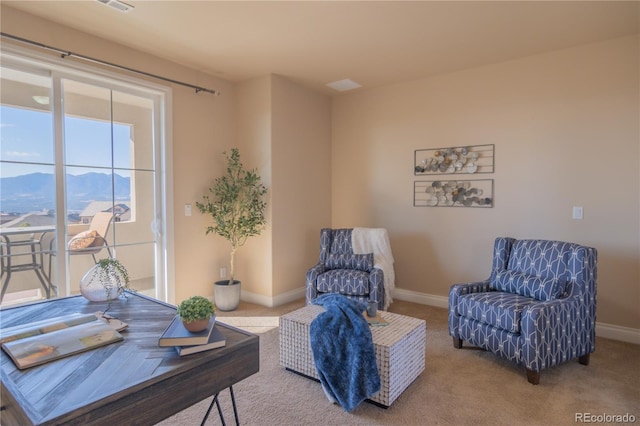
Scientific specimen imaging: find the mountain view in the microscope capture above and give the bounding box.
[0,172,130,214]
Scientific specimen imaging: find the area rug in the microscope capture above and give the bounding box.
[159,314,640,426]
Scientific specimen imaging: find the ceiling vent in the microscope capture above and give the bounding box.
[96,0,134,13]
[326,79,362,92]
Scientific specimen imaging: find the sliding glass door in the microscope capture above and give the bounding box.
[0,66,57,303]
[0,54,168,303]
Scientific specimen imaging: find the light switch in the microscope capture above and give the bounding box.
[184,204,192,216]
[572,206,583,220]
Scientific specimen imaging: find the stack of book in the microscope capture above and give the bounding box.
[365,312,390,327]
[158,316,226,356]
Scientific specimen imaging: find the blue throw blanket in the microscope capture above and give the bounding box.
[310,294,380,412]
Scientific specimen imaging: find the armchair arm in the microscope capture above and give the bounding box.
[521,286,595,372]
[521,245,597,372]
[306,262,326,305]
[368,267,384,310]
[448,279,492,338]
[448,279,492,309]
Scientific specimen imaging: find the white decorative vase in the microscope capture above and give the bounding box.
[80,263,125,302]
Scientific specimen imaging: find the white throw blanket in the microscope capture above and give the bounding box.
[352,228,395,310]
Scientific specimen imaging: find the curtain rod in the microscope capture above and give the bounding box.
[0,32,221,96]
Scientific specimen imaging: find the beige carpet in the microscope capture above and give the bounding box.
[159,301,640,426]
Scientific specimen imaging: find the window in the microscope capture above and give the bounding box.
[0,48,171,303]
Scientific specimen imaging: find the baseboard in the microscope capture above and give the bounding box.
[392,288,640,344]
[240,286,640,344]
[596,322,640,345]
[272,287,307,306]
[392,288,449,309]
[241,287,306,308]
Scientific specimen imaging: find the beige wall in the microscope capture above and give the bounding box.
[332,35,640,329]
[235,76,273,299]
[271,75,332,298]
[236,75,332,304]
[173,79,237,304]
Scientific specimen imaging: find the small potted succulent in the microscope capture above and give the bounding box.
[177,296,216,332]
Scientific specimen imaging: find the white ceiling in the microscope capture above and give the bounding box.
[3,1,638,96]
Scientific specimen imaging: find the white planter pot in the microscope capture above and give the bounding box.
[214,280,241,311]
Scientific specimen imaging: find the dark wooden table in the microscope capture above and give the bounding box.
[0,292,259,425]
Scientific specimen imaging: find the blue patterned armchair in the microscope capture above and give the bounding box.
[306,228,384,310]
[448,237,597,384]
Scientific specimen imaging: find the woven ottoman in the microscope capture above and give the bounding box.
[279,304,426,407]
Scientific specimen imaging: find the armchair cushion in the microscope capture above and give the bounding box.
[317,269,371,296]
[492,270,564,301]
[507,240,571,283]
[325,253,374,272]
[458,291,538,334]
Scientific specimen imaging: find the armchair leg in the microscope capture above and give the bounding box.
[452,337,462,349]
[578,354,590,366]
[526,369,540,385]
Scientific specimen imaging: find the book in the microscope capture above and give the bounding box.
[158,315,216,347]
[174,326,226,356]
[0,312,125,370]
[366,312,390,327]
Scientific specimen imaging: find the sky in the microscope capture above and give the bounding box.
[0,105,131,178]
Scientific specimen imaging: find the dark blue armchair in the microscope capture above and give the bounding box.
[306,228,384,310]
[448,237,597,384]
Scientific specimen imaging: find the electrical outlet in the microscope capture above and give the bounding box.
[220,267,227,279]
[572,206,583,220]
[184,204,192,216]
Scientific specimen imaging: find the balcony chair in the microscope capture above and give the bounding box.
[48,211,114,282]
[306,228,395,311]
[448,237,597,384]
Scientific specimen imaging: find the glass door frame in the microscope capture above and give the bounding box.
[1,45,175,303]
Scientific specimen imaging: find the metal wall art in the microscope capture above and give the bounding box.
[414,179,493,208]
[414,144,494,175]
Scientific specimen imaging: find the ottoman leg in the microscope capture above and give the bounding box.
[453,337,462,349]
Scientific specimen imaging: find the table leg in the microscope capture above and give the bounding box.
[229,385,239,426]
[215,396,226,426]
[201,393,221,426]
[200,386,239,426]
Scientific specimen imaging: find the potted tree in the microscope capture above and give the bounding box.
[79,258,130,302]
[196,148,267,311]
[177,295,215,332]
